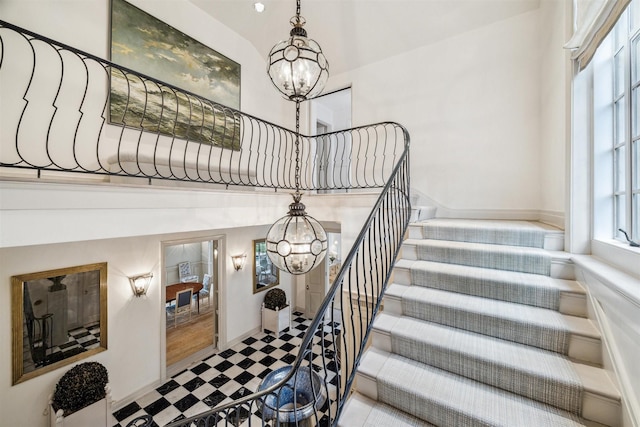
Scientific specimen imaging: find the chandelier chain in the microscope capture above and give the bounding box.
[296,0,301,19]
[295,101,301,191]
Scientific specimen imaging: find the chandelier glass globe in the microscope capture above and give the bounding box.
[267,14,329,101]
[266,192,327,274]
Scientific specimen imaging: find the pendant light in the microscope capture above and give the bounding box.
[265,0,329,275]
[266,0,329,102]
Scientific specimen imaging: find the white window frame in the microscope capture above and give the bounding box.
[571,2,640,276]
[593,5,640,244]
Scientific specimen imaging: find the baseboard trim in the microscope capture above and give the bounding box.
[220,326,262,351]
[539,210,565,230]
[409,189,565,227]
[436,208,540,220]
[111,379,163,412]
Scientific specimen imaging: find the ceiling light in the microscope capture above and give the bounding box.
[254,2,265,13]
[266,0,329,102]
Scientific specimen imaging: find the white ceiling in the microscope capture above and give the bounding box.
[189,0,541,75]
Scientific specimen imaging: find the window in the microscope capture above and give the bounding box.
[594,3,640,243]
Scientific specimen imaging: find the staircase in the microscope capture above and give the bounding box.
[340,219,622,427]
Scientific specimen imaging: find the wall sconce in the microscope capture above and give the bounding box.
[128,273,153,297]
[231,254,247,271]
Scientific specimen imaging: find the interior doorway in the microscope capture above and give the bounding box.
[305,231,341,319]
[162,237,220,371]
[310,87,352,193]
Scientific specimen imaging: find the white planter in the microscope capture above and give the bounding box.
[262,303,291,337]
[50,385,112,427]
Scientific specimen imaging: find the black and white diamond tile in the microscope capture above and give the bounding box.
[113,311,339,427]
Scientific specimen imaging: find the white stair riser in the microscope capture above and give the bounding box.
[355,372,379,401]
[582,394,621,426]
[569,335,603,366]
[560,293,588,317]
[552,259,576,280]
[545,233,565,251]
[408,224,424,239]
[383,295,403,316]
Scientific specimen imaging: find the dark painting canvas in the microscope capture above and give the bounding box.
[110,0,241,149]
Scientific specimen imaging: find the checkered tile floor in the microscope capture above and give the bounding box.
[113,312,340,427]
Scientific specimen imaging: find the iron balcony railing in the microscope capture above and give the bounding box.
[0,20,402,192]
[0,20,411,427]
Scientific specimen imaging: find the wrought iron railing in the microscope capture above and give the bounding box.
[166,148,410,427]
[0,20,402,191]
[0,20,411,427]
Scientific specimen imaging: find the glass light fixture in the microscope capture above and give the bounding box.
[266,192,327,274]
[128,273,153,297]
[267,0,329,102]
[231,253,248,271]
[265,0,329,274]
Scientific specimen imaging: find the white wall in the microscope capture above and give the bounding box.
[0,221,291,425]
[0,0,287,126]
[0,180,377,427]
[539,0,572,227]
[328,9,543,215]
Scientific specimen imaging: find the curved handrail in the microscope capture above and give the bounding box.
[0,20,403,191]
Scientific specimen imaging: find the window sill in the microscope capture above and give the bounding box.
[572,251,640,310]
[590,239,640,280]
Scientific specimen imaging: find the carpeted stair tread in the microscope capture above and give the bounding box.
[420,219,558,248]
[339,393,436,427]
[361,348,593,427]
[389,284,594,354]
[408,259,569,310]
[375,312,584,413]
[407,238,551,275]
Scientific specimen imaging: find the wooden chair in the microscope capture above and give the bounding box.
[174,288,193,327]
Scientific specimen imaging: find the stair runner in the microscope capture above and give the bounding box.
[339,219,621,427]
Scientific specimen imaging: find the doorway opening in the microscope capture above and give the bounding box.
[310,87,352,193]
[162,237,220,372]
[305,229,342,319]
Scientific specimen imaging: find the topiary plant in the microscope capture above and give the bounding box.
[51,362,108,417]
[263,288,287,310]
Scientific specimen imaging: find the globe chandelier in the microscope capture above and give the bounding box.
[265,0,329,275]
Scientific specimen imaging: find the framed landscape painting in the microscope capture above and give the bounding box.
[109,0,241,149]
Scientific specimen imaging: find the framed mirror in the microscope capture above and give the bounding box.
[253,239,279,294]
[11,262,108,385]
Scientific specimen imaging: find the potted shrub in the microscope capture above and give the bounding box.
[49,362,112,427]
[262,288,291,337]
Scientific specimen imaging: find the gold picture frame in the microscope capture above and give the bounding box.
[11,263,108,385]
[253,239,280,294]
